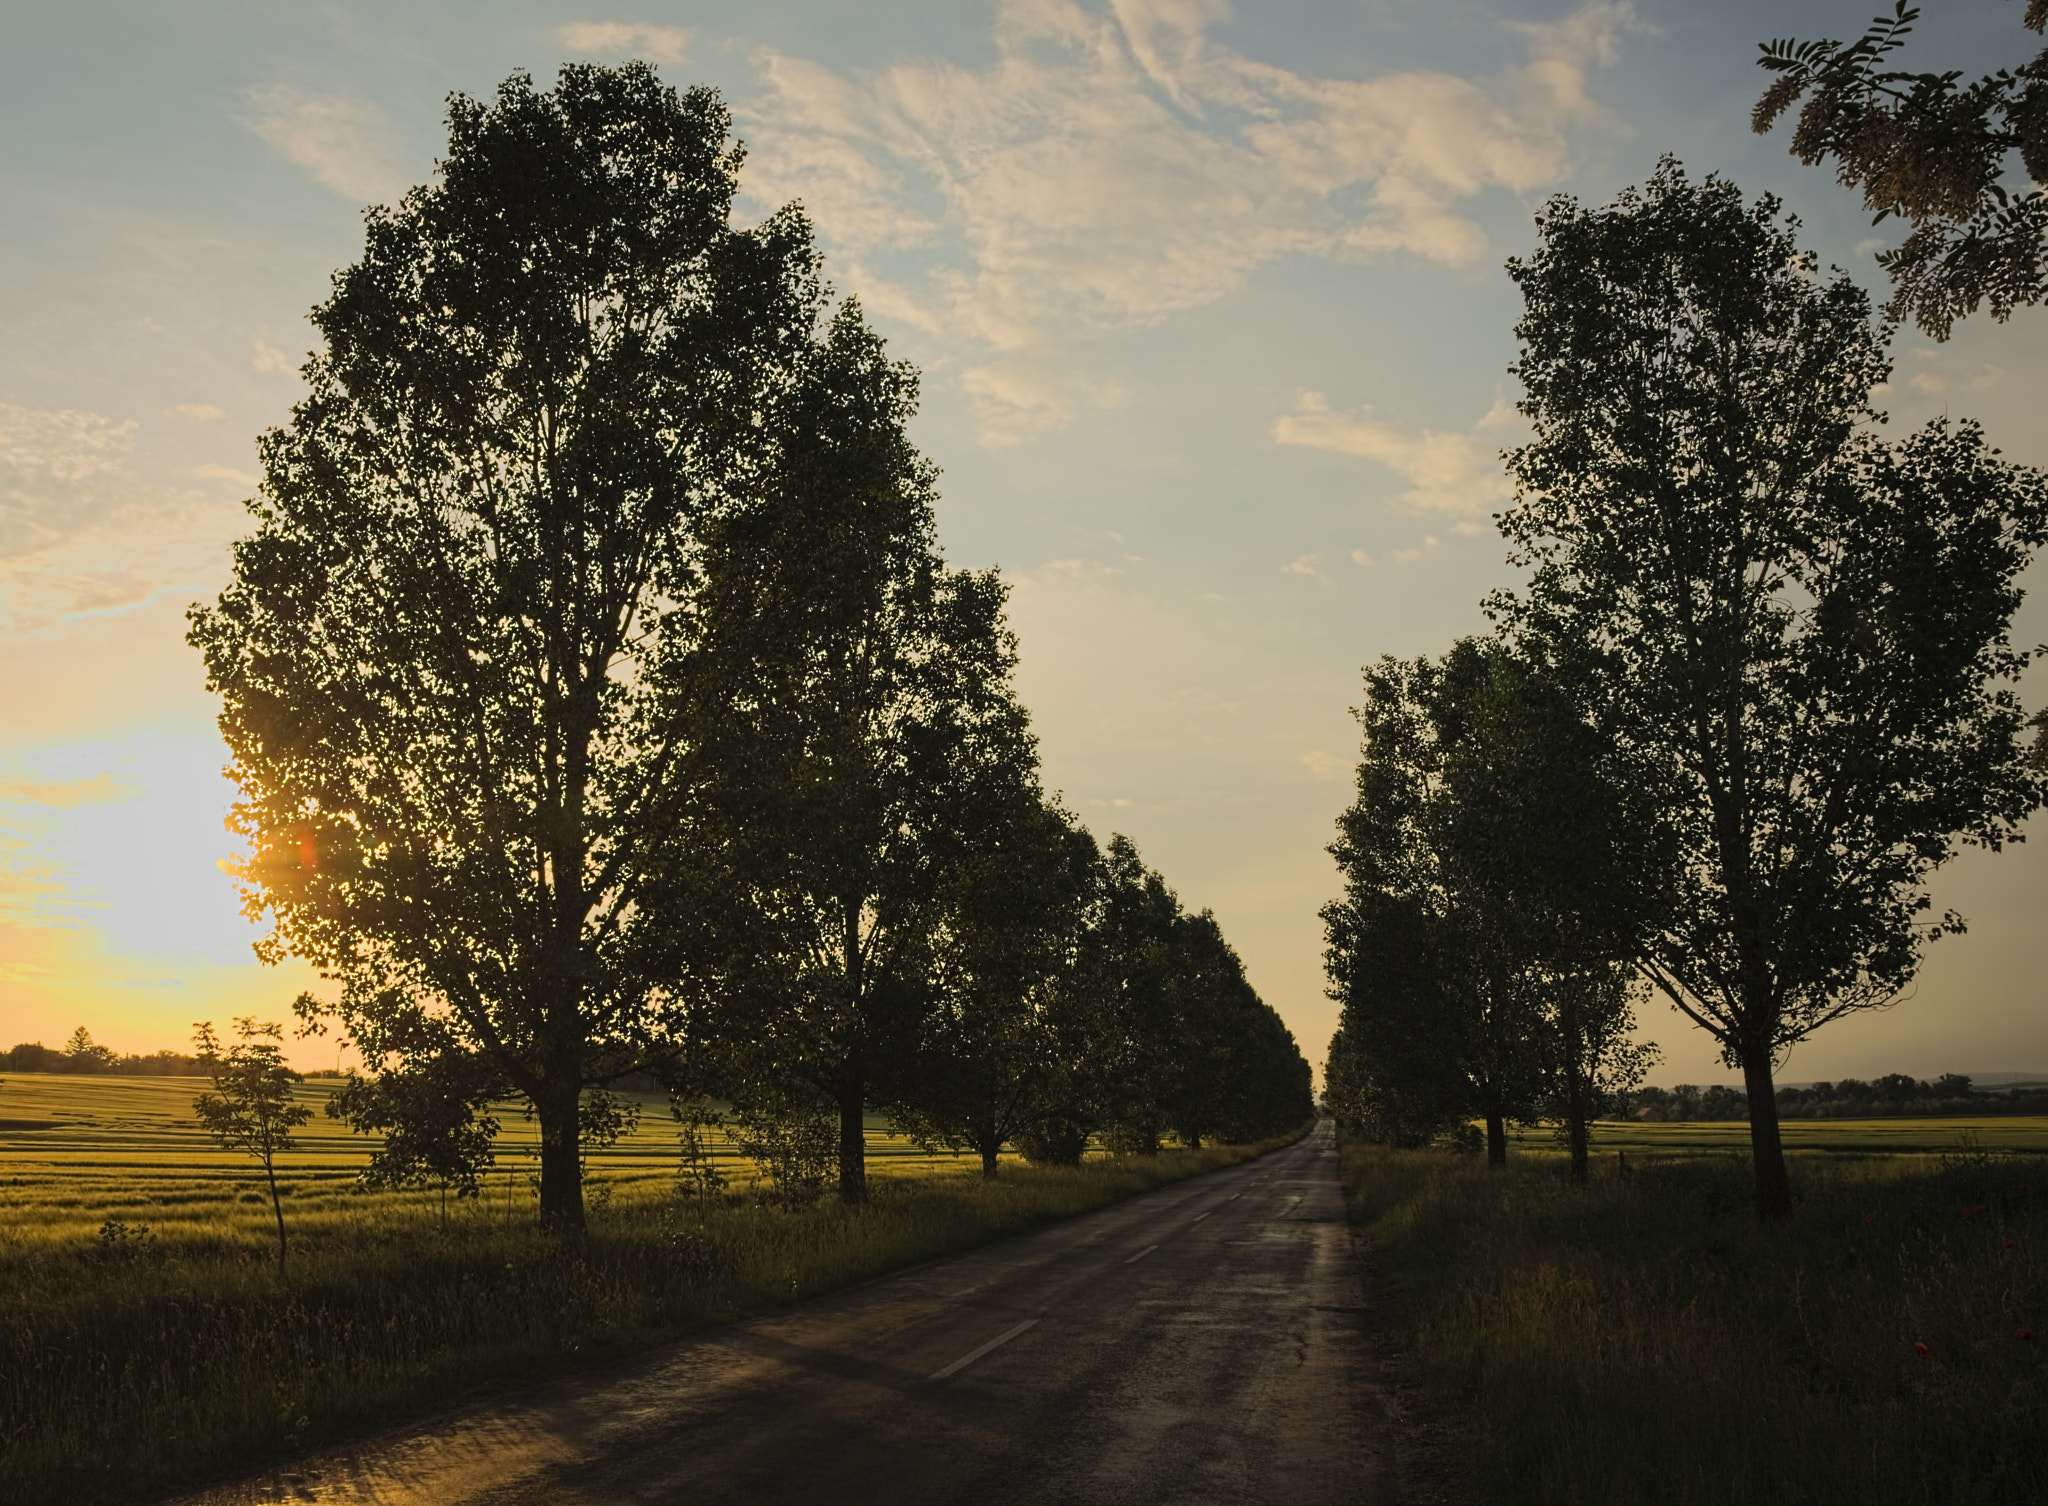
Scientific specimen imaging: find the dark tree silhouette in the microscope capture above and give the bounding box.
[193,1017,312,1275]
[664,304,1041,1204]
[893,801,1102,1178]
[189,65,822,1234]
[1501,161,2048,1220]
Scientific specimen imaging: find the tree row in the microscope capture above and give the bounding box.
[1324,160,2046,1219]
[188,65,1309,1232]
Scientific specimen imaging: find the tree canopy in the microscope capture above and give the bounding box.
[658,302,1044,1203]
[1498,160,2048,1218]
[1323,640,1656,1174]
[189,65,824,1232]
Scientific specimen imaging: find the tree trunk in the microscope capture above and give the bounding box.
[1485,1110,1506,1168]
[976,1118,1000,1179]
[1562,983,1589,1184]
[263,1151,288,1278]
[1741,1047,1793,1223]
[837,1081,868,1204]
[535,1074,586,1235]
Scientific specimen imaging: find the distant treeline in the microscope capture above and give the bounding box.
[1624,1076,2048,1122]
[0,1029,207,1077]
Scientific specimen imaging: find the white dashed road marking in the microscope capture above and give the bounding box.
[931,1319,1040,1381]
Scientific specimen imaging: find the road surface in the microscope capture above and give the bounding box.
[176,1120,1392,1505]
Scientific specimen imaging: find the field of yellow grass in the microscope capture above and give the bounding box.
[1586,1114,2048,1156]
[0,1071,982,1256]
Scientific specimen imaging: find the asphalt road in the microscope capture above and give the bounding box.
[178,1119,1392,1506]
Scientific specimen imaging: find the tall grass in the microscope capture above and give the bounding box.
[1,1134,1297,1506]
[1341,1135,2048,1505]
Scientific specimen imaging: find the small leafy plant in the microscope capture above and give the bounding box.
[192,1018,312,1276]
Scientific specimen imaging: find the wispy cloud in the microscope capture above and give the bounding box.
[251,335,294,374]
[1300,749,1350,779]
[240,86,407,203]
[166,403,225,423]
[741,0,1633,442]
[1904,348,2004,396]
[558,22,692,65]
[0,403,241,632]
[1272,393,1523,514]
[0,405,135,498]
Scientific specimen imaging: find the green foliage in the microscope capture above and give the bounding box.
[1500,158,2048,1217]
[661,299,1042,1205]
[1323,640,1654,1170]
[325,1025,504,1200]
[1754,1,2048,338]
[728,1096,838,1203]
[192,1018,313,1275]
[0,1032,205,1076]
[670,1097,729,1199]
[1340,1132,2048,1504]
[186,64,826,1235]
[1081,835,1313,1153]
[891,802,1102,1177]
[183,61,1307,1234]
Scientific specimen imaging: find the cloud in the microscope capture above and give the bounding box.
[740,0,1631,440]
[166,403,226,423]
[0,774,132,811]
[196,464,259,488]
[240,86,408,203]
[960,360,1129,445]
[1272,392,1523,513]
[1280,554,1319,577]
[251,336,294,374]
[558,22,691,65]
[1905,349,2004,397]
[0,403,243,632]
[1300,748,1350,779]
[0,405,139,559]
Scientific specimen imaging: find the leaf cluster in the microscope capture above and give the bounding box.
[1755,1,2048,336]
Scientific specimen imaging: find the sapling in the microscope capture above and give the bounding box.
[193,1017,312,1275]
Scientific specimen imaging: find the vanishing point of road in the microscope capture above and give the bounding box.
[177,1119,1392,1505]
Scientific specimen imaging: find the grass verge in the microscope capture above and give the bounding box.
[1340,1132,2048,1506]
[4,1128,1302,1506]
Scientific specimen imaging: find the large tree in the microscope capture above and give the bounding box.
[1434,647,1664,1181]
[1753,0,2047,338]
[892,800,1102,1178]
[665,304,1042,1204]
[189,66,821,1233]
[1501,160,2048,1220]
[1324,641,1652,1169]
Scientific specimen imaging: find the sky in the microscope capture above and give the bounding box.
[0,0,2043,1087]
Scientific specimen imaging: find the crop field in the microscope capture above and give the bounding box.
[0,1071,988,1254]
[1565,1114,2048,1158]
[0,1073,1299,1506]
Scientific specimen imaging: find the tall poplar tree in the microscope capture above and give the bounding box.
[1501,161,2047,1220]
[667,304,1041,1204]
[189,66,821,1233]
